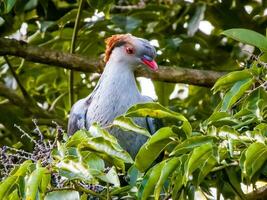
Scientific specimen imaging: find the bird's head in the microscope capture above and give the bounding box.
[104,34,158,71]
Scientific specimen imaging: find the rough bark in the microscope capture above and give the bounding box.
[0,38,226,87]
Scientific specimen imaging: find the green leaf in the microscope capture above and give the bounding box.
[7,189,19,200]
[221,78,254,112]
[0,160,32,199]
[188,3,206,36]
[222,28,267,52]
[139,161,165,200]
[172,155,188,199]
[99,167,120,187]
[26,165,49,200]
[66,130,90,147]
[135,127,177,172]
[196,151,217,185]
[57,160,94,181]
[57,9,91,27]
[205,112,239,127]
[2,0,17,14]
[127,165,142,186]
[82,152,105,172]
[212,70,252,93]
[170,136,217,156]
[45,190,80,200]
[154,158,180,200]
[225,168,246,199]
[111,15,142,32]
[153,81,175,106]
[0,17,5,26]
[185,143,213,180]
[243,142,267,181]
[126,102,192,137]
[113,116,151,137]
[24,0,37,11]
[89,123,118,144]
[79,137,133,164]
[0,176,17,199]
[40,170,51,194]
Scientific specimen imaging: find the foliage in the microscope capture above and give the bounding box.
[0,0,267,199]
[0,0,266,144]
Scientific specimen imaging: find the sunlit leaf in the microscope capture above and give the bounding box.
[113,116,151,137]
[170,135,217,156]
[126,102,192,137]
[0,160,32,199]
[26,164,50,200]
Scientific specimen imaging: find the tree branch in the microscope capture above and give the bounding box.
[0,38,226,87]
[246,185,267,200]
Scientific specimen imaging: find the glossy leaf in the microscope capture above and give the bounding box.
[185,143,213,180]
[113,116,151,137]
[242,142,267,181]
[222,28,267,52]
[221,78,254,112]
[139,162,165,200]
[225,168,246,199]
[0,160,32,199]
[26,165,49,200]
[170,135,217,156]
[79,137,133,164]
[212,70,252,93]
[135,127,177,172]
[126,102,192,137]
[154,157,180,200]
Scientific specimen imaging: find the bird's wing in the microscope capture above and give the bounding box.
[67,97,91,135]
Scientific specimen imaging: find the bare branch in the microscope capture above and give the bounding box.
[0,38,226,87]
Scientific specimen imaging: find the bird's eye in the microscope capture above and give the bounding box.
[126,47,134,54]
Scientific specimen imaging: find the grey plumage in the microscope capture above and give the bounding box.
[68,34,158,157]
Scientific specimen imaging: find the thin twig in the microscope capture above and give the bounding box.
[74,182,106,200]
[69,0,84,106]
[211,162,238,172]
[14,124,40,147]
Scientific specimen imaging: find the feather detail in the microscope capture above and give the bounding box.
[104,34,132,62]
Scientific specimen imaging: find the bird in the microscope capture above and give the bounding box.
[67,34,158,157]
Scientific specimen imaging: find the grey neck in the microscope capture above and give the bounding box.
[90,57,142,104]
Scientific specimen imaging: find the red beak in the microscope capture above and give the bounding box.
[141,57,158,71]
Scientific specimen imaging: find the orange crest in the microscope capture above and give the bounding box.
[104,34,132,63]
